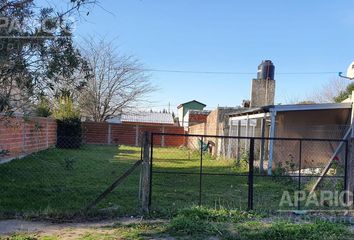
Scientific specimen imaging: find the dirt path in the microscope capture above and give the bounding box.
[0,218,154,239]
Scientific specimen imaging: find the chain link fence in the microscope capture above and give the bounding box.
[149,133,349,215]
[0,132,143,219]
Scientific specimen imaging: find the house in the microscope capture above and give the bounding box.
[177,100,206,127]
[188,107,241,155]
[187,60,276,156]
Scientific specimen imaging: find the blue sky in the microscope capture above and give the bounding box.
[39,0,354,111]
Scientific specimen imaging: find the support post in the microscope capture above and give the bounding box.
[161,126,165,147]
[347,91,354,207]
[107,124,112,144]
[268,109,276,175]
[248,138,254,210]
[245,116,250,150]
[141,132,151,213]
[135,125,139,146]
[259,115,266,173]
[236,120,241,164]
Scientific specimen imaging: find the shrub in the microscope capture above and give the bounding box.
[56,117,82,148]
[35,96,52,117]
[54,93,82,149]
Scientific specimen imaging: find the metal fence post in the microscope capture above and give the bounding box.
[297,140,302,210]
[199,136,204,206]
[248,138,254,210]
[149,133,154,208]
[141,132,151,213]
[344,140,348,204]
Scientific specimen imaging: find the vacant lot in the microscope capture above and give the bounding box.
[0,145,296,218]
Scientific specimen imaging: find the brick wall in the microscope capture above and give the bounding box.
[0,117,186,161]
[188,113,208,126]
[82,122,186,147]
[0,115,57,161]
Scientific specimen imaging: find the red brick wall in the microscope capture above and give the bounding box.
[82,122,186,147]
[0,116,57,160]
[188,113,208,126]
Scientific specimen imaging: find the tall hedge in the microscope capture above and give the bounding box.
[56,117,82,148]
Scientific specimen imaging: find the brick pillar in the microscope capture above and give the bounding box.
[107,124,112,144]
[161,126,165,147]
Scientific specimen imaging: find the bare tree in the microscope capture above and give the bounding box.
[78,38,154,122]
[309,78,348,103]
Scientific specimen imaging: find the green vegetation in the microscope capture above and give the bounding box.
[0,145,295,219]
[334,82,354,103]
[35,96,52,118]
[54,93,82,148]
[3,207,353,239]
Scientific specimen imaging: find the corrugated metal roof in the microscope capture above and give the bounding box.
[121,112,174,124]
[177,100,206,109]
[228,103,352,117]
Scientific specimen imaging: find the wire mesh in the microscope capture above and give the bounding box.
[0,133,142,219]
[150,133,349,214]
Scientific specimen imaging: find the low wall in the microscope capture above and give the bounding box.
[82,122,186,147]
[0,115,57,161]
[0,117,186,161]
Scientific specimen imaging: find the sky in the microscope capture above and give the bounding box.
[38,0,354,111]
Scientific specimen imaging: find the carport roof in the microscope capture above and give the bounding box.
[228,102,352,117]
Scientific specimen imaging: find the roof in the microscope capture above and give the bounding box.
[228,103,352,117]
[121,112,174,125]
[177,100,206,109]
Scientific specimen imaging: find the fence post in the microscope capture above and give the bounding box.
[297,140,302,210]
[141,132,151,213]
[248,138,254,210]
[347,139,354,207]
[199,136,204,206]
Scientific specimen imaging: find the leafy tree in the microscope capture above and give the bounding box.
[53,92,80,120]
[0,0,94,114]
[334,82,354,103]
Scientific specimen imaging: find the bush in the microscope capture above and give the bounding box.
[56,117,82,148]
[35,96,52,117]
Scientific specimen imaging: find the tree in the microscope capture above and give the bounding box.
[0,0,94,114]
[334,82,354,103]
[310,78,348,103]
[78,38,154,122]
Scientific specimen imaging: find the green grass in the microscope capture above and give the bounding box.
[0,145,142,218]
[4,207,353,240]
[0,145,296,218]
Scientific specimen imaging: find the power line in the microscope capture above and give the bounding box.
[143,68,338,76]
